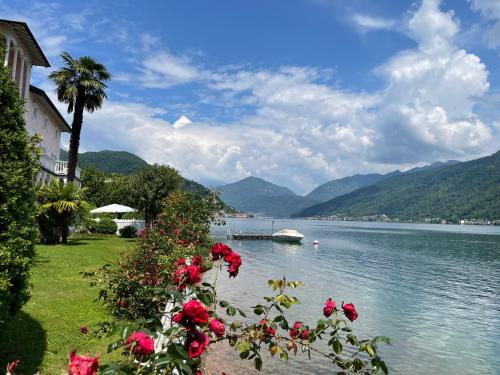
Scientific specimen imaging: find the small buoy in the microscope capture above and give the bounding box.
[313,240,320,245]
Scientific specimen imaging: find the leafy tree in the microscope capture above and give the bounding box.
[49,52,111,182]
[129,164,181,225]
[80,167,108,207]
[0,60,39,326]
[36,179,89,244]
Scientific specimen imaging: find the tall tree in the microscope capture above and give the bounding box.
[0,60,39,326]
[49,52,111,182]
[129,165,181,225]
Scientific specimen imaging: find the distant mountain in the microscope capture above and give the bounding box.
[292,152,500,220]
[306,160,461,203]
[60,150,149,174]
[218,176,318,217]
[306,174,388,202]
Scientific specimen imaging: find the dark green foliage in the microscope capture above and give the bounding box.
[80,167,109,207]
[95,217,117,234]
[218,176,318,217]
[293,151,500,220]
[128,164,182,224]
[0,62,39,326]
[36,179,89,244]
[118,225,136,238]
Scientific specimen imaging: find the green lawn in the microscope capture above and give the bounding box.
[0,235,134,374]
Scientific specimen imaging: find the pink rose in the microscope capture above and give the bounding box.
[323,298,336,317]
[182,300,210,325]
[209,319,225,337]
[188,331,210,358]
[68,351,99,375]
[125,331,155,356]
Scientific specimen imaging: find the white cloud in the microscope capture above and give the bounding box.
[139,51,201,88]
[352,14,397,31]
[470,0,500,49]
[173,115,192,129]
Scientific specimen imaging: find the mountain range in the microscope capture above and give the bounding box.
[292,152,499,220]
[218,160,464,217]
[68,149,499,220]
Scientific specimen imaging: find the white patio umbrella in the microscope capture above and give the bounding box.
[90,204,137,214]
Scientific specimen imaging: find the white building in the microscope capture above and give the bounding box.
[0,19,81,185]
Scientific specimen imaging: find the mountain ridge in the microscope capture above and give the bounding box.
[292,152,500,220]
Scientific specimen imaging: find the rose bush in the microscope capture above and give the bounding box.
[88,245,389,374]
[77,191,389,374]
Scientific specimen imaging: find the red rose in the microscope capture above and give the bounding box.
[323,298,336,317]
[68,350,99,375]
[125,331,155,356]
[182,300,210,325]
[225,252,242,277]
[80,325,88,334]
[173,265,202,289]
[259,319,276,336]
[211,243,232,260]
[300,329,309,340]
[289,321,302,338]
[172,312,184,324]
[119,298,126,308]
[191,255,206,272]
[342,302,359,322]
[209,319,225,337]
[7,359,19,374]
[188,330,210,358]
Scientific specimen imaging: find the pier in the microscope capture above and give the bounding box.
[231,233,273,240]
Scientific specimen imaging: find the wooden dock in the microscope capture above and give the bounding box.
[232,233,273,240]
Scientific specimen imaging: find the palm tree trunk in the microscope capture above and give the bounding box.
[67,97,84,182]
[61,223,69,245]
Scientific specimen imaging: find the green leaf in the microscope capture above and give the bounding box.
[254,357,263,371]
[332,339,343,354]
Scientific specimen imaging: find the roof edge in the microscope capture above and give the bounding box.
[29,85,71,132]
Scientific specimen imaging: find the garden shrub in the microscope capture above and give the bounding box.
[95,191,221,320]
[0,61,39,326]
[118,225,136,238]
[95,217,117,234]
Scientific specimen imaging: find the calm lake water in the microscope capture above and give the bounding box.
[210,219,500,374]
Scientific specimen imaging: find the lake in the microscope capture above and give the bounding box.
[209,219,500,374]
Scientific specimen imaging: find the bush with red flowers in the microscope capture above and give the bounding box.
[80,192,389,374]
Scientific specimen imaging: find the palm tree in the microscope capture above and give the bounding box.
[37,178,88,244]
[49,52,111,182]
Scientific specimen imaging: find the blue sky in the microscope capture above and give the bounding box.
[2,0,500,193]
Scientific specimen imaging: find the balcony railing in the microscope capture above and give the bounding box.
[40,155,81,179]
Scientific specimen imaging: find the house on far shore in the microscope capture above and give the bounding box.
[0,19,81,186]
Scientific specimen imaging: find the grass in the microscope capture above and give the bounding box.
[0,234,134,374]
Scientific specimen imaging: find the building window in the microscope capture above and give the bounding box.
[43,118,48,131]
[32,107,38,121]
[55,129,60,139]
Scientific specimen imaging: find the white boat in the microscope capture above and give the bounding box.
[272,229,304,243]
